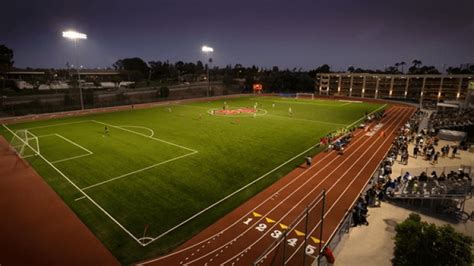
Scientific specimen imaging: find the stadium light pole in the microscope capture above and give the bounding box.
[63,30,87,110]
[201,45,213,98]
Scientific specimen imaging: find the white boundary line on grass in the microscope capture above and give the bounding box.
[265,114,346,127]
[36,133,94,164]
[91,120,197,153]
[52,153,93,164]
[23,120,90,130]
[119,125,155,137]
[80,151,198,191]
[2,124,144,246]
[139,106,394,263]
[138,140,322,245]
[55,133,94,154]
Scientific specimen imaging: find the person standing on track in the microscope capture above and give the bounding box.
[305,155,312,167]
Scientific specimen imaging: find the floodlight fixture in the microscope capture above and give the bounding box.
[62,30,87,40]
[201,46,214,53]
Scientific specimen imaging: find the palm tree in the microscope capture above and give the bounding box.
[400,61,406,73]
[395,62,400,71]
[412,59,422,68]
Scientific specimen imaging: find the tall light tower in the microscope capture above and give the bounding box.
[201,45,213,98]
[62,30,87,110]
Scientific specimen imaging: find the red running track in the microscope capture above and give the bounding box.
[138,105,414,266]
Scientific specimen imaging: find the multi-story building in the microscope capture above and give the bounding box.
[316,73,473,108]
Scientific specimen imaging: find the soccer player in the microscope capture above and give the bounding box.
[272,103,275,108]
[104,126,109,136]
[288,107,293,116]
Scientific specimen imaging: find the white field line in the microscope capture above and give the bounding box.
[55,134,94,154]
[338,100,363,103]
[139,108,395,264]
[196,108,407,265]
[284,109,411,264]
[75,196,86,201]
[49,134,94,163]
[2,124,144,246]
[91,120,197,153]
[23,120,90,131]
[119,125,155,137]
[345,104,387,129]
[249,98,347,107]
[265,114,346,127]
[80,151,198,191]
[141,140,326,246]
[339,102,352,107]
[36,134,57,138]
[52,153,93,164]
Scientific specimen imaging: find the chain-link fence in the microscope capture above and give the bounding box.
[0,82,240,117]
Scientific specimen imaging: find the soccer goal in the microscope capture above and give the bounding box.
[295,92,315,100]
[9,129,40,158]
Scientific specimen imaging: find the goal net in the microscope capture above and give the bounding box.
[10,129,40,158]
[295,93,315,100]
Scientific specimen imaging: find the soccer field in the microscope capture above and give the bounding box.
[0,96,384,263]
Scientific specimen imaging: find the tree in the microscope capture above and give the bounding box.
[0,44,14,72]
[347,66,355,73]
[113,57,149,81]
[400,61,406,73]
[393,213,472,266]
[394,62,400,71]
[412,59,422,68]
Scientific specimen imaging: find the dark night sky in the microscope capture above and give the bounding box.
[2,0,474,70]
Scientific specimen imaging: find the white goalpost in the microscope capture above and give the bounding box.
[295,92,315,100]
[9,129,40,158]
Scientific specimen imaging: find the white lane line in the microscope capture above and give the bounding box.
[139,106,396,263]
[80,151,198,191]
[212,108,407,265]
[138,108,386,264]
[256,108,409,264]
[284,108,412,264]
[183,107,402,264]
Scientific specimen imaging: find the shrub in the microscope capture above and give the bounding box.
[393,213,473,266]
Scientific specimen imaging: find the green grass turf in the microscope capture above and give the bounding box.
[0,96,384,264]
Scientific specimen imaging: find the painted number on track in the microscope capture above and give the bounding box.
[270,230,283,239]
[305,244,317,255]
[255,223,267,232]
[243,218,253,225]
[287,238,298,247]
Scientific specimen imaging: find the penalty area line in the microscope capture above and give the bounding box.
[2,124,144,246]
[80,151,198,191]
[91,120,197,153]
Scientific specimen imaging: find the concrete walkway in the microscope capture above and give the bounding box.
[334,140,474,266]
